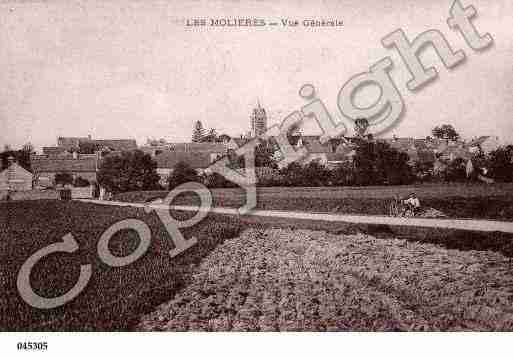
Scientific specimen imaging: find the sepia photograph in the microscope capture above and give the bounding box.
[1,0,513,357]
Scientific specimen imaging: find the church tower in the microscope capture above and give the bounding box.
[250,100,267,137]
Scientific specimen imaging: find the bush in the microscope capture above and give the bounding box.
[353,140,415,186]
[54,172,74,186]
[279,161,331,187]
[441,158,467,182]
[329,163,355,186]
[73,176,90,187]
[413,161,434,182]
[97,150,161,194]
[488,145,513,182]
[204,172,237,188]
[168,161,201,190]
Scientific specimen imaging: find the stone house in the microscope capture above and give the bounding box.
[153,151,212,186]
[31,153,98,187]
[54,136,137,153]
[141,142,228,164]
[0,158,33,191]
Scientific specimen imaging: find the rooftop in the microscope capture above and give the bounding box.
[154,151,212,169]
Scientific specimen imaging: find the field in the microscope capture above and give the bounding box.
[2,196,513,331]
[114,183,513,221]
[137,227,513,331]
[0,200,241,330]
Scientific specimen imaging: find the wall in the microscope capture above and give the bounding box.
[71,186,93,199]
[0,164,33,191]
[36,171,97,186]
[0,189,60,201]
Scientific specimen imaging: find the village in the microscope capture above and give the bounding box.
[0,102,506,201]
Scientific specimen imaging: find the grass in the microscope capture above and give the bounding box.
[113,183,513,221]
[0,200,241,331]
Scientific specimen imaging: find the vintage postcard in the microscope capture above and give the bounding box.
[1,0,512,356]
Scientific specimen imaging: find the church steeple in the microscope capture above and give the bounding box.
[250,100,267,137]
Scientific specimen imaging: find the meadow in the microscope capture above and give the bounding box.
[114,183,513,221]
[0,200,241,330]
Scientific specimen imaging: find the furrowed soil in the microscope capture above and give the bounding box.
[137,227,513,331]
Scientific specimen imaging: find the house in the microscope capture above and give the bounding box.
[57,136,90,150]
[42,146,70,156]
[282,135,347,167]
[54,136,137,153]
[384,137,474,165]
[31,153,98,187]
[0,157,33,191]
[467,136,501,154]
[438,142,472,162]
[153,151,212,186]
[141,142,228,163]
[86,139,137,152]
[227,137,251,150]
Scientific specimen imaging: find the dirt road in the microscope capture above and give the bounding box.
[79,199,513,234]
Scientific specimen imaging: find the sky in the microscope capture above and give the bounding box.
[0,0,512,151]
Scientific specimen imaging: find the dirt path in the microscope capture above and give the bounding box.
[78,199,513,234]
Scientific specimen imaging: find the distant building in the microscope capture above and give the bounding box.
[153,151,212,186]
[140,142,228,163]
[0,157,33,191]
[42,146,70,156]
[286,135,353,168]
[31,153,98,187]
[57,136,90,150]
[467,136,501,154]
[55,136,137,153]
[250,101,268,137]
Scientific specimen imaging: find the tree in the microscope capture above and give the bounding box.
[217,134,231,143]
[73,176,90,187]
[279,162,304,187]
[354,118,369,138]
[54,172,74,186]
[441,158,467,182]
[168,161,200,190]
[204,172,237,188]
[412,160,435,182]
[432,124,460,141]
[488,145,513,182]
[301,160,331,186]
[329,163,355,186]
[353,140,414,185]
[192,120,206,142]
[97,150,160,193]
[255,140,278,168]
[279,160,331,187]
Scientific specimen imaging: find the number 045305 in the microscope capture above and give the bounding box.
[17,342,48,351]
